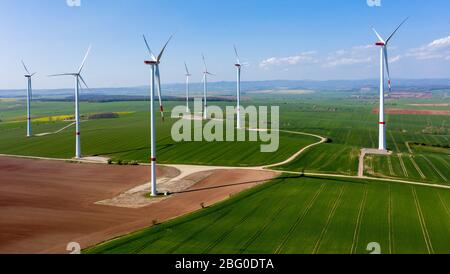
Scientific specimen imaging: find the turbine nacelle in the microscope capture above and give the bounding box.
[21,61,37,78]
[375,42,385,46]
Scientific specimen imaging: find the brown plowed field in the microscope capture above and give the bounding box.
[0,156,275,254]
[373,108,450,116]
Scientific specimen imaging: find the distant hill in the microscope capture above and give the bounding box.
[1,79,450,99]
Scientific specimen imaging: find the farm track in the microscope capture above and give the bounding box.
[409,156,426,179]
[351,185,368,254]
[387,156,395,176]
[421,155,447,182]
[390,132,401,152]
[397,154,409,178]
[412,187,434,254]
[275,184,326,254]
[312,185,346,254]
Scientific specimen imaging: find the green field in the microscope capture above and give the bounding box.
[85,175,450,254]
[0,107,318,167]
[1,93,449,255]
[0,97,448,174]
[366,149,449,185]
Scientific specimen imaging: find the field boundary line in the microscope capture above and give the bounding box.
[390,132,401,152]
[280,171,450,190]
[409,156,426,179]
[405,142,413,154]
[421,155,447,182]
[275,183,325,254]
[351,185,368,254]
[389,131,402,152]
[412,187,434,254]
[312,185,346,254]
[387,156,395,176]
[397,154,409,178]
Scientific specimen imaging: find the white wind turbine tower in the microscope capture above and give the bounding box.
[184,62,191,113]
[202,54,214,120]
[49,45,91,159]
[234,45,243,129]
[143,34,172,197]
[21,61,36,137]
[372,18,408,151]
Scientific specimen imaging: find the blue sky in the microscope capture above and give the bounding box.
[1,0,450,89]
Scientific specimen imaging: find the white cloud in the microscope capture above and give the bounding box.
[428,36,450,49]
[390,55,401,63]
[406,35,450,60]
[323,45,375,68]
[259,51,317,68]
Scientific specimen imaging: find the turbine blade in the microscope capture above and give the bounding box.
[383,47,391,93]
[372,27,385,43]
[386,17,409,43]
[157,35,173,62]
[234,45,241,64]
[31,72,37,77]
[48,73,76,77]
[202,54,208,72]
[143,35,157,61]
[21,60,31,75]
[184,62,190,75]
[79,75,89,90]
[155,65,165,122]
[78,45,92,74]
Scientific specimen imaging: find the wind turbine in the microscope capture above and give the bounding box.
[234,45,243,129]
[202,54,214,120]
[143,34,172,197]
[49,45,91,159]
[184,62,191,113]
[21,61,36,137]
[372,18,408,151]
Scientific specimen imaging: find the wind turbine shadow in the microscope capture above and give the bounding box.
[172,175,304,195]
[94,144,174,157]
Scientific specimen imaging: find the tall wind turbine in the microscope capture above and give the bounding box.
[372,18,408,151]
[234,45,243,129]
[143,34,172,197]
[202,54,214,120]
[184,62,191,113]
[49,45,91,159]
[21,61,36,137]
